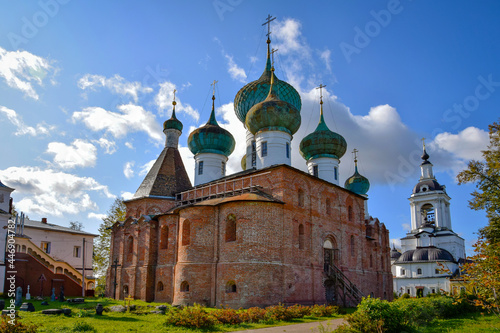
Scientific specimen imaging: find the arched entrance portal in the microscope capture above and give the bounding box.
[323,238,339,305]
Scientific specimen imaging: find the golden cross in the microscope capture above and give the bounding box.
[211,80,218,96]
[316,84,326,101]
[262,14,276,39]
[270,48,278,66]
[422,137,426,149]
[173,89,176,102]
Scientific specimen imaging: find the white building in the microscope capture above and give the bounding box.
[391,146,466,297]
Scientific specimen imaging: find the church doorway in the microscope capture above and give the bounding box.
[323,238,339,272]
[324,279,336,304]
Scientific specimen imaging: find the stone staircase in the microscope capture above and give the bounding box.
[324,263,364,306]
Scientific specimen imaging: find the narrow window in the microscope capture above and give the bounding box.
[401,268,405,276]
[181,281,189,292]
[160,226,169,250]
[431,288,436,294]
[41,241,51,254]
[348,206,353,221]
[407,289,411,295]
[261,141,267,157]
[123,285,129,296]
[350,235,355,257]
[225,214,236,242]
[221,161,226,175]
[198,161,204,175]
[334,167,338,180]
[182,220,190,246]
[435,268,440,274]
[251,140,256,167]
[73,246,81,258]
[326,198,331,215]
[157,281,164,292]
[286,142,290,158]
[313,165,319,177]
[417,268,422,275]
[298,224,304,250]
[298,189,304,207]
[370,254,373,268]
[226,281,237,293]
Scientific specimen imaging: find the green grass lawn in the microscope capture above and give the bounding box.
[417,312,500,333]
[12,297,343,332]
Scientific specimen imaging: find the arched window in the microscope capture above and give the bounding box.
[87,282,94,290]
[225,214,236,242]
[226,280,237,293]
[350,235,355,257]
[127,236,134,262]
[417,268,422,275]
[182,220,190,246]
[160,226,169,250]
[123,285,129,296]
[298,224,304,250]
[326,198,331,215]
[180,281,189,292]
[298,189,304,207]
[348,206,353,221]
[157,281,164,292]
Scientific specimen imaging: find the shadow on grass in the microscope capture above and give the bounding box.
[91,315,140,322]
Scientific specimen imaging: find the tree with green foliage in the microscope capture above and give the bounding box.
[457,119,500,243]
[93,198,126,295]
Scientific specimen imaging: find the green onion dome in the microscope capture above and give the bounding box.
[245,68,301,135]
[163,100,183,132]
[299,102,347,161]
[241,155,246,170]
[345,161,370,195]
[188,96,235,157]
[234,40,301,124]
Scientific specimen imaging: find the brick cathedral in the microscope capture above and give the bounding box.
[106,18,392,308]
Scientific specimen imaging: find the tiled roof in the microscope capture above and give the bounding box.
[23,219,98,237]
[133,146,192,198]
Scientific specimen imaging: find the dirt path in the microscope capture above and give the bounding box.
[229,318,346,332]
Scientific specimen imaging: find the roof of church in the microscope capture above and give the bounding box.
[0,181,14,191]
[412,179,445,194]
[395,246,455,263]
[133,146,192,199]
[23,219,98,237]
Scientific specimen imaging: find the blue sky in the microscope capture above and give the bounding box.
[0,1,498,253]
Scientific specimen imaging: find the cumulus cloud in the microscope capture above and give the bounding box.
[319,49,332,72]
[94,137,117,154]
[46,139,97,169]
[432,127,489,161]
[72,103,163,143]
[0,105,54,136]
[0,166,114,217]
[154,81,200,121]
[78,74,153,102]
[124,161,135,179]
[224,54,247,83]
[121,191,134,200]
[0,47,55,100]
[88,212,107,220]
[125,141,134,149]
[138,159,156,177]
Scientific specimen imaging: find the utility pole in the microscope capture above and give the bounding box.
[82,238,86,297]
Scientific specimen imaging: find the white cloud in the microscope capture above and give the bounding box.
[78,74,153,102]
[72,103,163,143]
[215,102,246,175]
[124,161,135,179]
[121,191,134,200]
[88,212,107,220]
[94,137,117,154]
[154,81,199,121]
[274,19,304,55]
[0,166,114,217]
[319,49,332,72]
[0,105,54,136]
[224,54,247,83]
[138,159,156,177]
[46,139,97,169]
[432,127,489,161]
[179,146,195,184]
[125,141,134,149]
[0,47,55,100]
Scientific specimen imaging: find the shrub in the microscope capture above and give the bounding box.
[264,304,294,322]
[71,321,97,332]
[401,293,410,299]
[343,296,410,333]
[310,304,339,317]
[238,307,266,323]
[212,308,242,325]
[164,304,218,328]
[287,304,311,318]
[0,318,39,333]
